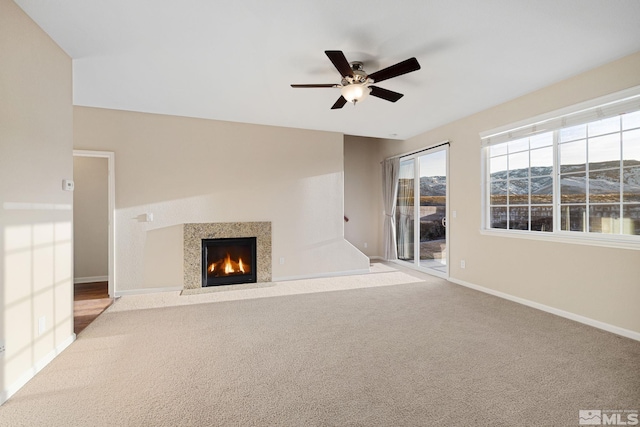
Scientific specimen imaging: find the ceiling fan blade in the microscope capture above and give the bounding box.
[291,84,339,88]
[370,86,404,102]
[331,96,348,109]
[325,50,354,78]
[368,57,421,83]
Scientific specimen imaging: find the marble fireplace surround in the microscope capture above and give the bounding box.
[183,222,272,289]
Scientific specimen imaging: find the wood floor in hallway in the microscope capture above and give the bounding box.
[74,281,113,335]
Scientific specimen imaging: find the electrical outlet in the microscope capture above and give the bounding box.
[460,260,466,269]
[0,339,5,356]
[363,242,368,248]
[38,316,46,335]
[279,257,285,265]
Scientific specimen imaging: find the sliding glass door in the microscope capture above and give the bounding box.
[395,146,448,277]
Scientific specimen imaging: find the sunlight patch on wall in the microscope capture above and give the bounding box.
[3,220,72,388]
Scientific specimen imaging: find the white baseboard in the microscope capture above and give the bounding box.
[115,286,183,297]
[273,268,371,282]
[448,277,640,342]
[74,275,108,284]
[1,333,76,406]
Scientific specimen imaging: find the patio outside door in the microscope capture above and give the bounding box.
[395,146,448,277]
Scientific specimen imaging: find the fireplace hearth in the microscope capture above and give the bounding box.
[202,237,257,287]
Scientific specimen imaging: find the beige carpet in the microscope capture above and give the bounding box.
[1,263,639,426]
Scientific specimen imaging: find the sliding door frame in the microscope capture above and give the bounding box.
[391,142,450,279]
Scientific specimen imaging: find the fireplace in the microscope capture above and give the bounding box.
[184,222,271,290]
[201,237,257,287]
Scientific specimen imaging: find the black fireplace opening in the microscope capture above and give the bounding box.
[201,237,257,287]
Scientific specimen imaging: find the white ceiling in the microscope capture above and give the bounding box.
[14,0,640,140]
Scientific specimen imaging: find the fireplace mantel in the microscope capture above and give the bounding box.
[183,222,271,289]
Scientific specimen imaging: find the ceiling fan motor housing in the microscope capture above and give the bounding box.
[342,62,371,85]
[342,74,372,88]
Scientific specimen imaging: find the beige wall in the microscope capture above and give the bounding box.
[0,0,73,401]
[73,156,108,280]
[73,107,369,291]
[344,135,381,258]
[374,51,640,334]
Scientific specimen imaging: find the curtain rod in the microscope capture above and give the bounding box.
[381,140,450,163]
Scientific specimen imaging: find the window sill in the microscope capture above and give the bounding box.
[479,228,640,251]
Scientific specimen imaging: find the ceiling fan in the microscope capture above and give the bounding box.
[291,50,421,109]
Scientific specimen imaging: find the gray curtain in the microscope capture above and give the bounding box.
[382,157,400,260]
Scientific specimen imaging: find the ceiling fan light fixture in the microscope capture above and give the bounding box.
[341,83,371,104]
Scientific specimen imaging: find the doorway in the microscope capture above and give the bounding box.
[395,145,448,278]
[72,150,115,297]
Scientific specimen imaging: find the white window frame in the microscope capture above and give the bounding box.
[480,85,640,251]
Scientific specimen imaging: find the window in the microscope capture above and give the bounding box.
[482,88,640,245]
[488,132,554,231]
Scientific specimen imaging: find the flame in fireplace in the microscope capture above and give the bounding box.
[224,254,234,274]
[208,253,247,276]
